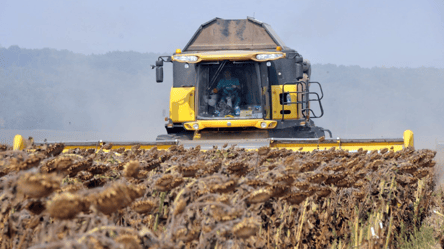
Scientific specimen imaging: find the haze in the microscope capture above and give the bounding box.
[1,0,443,68]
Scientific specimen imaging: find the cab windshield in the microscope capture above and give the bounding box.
[197,61,262,119]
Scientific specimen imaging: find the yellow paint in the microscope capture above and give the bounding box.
[183,119,277,131]
[13,134,25,151]
[193,132,201,139]
[170,87,195,123]
[14,130,413,153]
[271,141,405,152]
[24,141,406,153]
[403,130,414,148]
[61,144,171,153]
[171,51,286,63]
[271,85,298,119]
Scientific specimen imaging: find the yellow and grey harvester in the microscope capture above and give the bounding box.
[154,17,330,141]
[14,17,414,152]
[149,17,414,151]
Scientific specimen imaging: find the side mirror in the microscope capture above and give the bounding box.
[156,66,163,83]
[155,60,164,83]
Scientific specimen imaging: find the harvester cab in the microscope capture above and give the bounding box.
[153,17,330,141]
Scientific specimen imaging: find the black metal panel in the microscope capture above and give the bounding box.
[273,57,296,85]
[172,61,198,87]
[259,62,269,88]
[269,125,325,138]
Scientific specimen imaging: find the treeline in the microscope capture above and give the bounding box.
[0,46,170,137]
[1,46,442,147]
[311,64,444,148]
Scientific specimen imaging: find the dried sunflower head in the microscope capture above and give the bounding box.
[274,174,295,185]
[47,192,88,219]
[398,162,418,174]
[414,168,430,179]
[354,190,366,200]
[173,198,187,216]
[67,158,93,177]
[307,173,328,184]
[268,184,290,198]
[11,153,45,171]
[325,172,347,185]
[45,143,65,157]
[284,191,308,205]
[77,171,94,181]
[155,174,173,188]
[127,184,147,199]
[155,174,182,191]
[232,217,260,238]
[293,181,311,191]
[210,179,237,193]
[174,226,200,242]
[17,173,61,198]
[59,183,85,193]
[257,147,270,156]
[131,199,156,214]
[179,163,202,177]
[54,156,74,171]
[124,160,140,178]
[90,183,136,215]
[247,189,272,204]
[115,234,141,249]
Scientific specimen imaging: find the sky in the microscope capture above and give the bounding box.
[0,0,443,68]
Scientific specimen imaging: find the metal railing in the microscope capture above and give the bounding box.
[280,81,324,121]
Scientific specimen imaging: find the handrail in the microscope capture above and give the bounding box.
[280,81,324,121]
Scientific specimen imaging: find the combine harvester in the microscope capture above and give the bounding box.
[14,17,413,152]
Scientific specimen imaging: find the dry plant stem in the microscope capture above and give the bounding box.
[77,226,138,243]
[154,191,166,231]
[296,199,309,249]
[28,240,84,249]
[384,212,394,249]
[354,208,359,248]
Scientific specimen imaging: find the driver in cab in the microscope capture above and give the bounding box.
[213,71,241,116]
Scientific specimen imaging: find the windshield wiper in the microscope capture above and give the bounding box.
[207,60,227,92]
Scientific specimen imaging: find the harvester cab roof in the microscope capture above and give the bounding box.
[182,17,287,52]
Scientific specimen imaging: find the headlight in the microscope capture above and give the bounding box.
[193,123,199,130]
[174,55,198,62]
[260,122,267,128]
[256,53,284,60]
